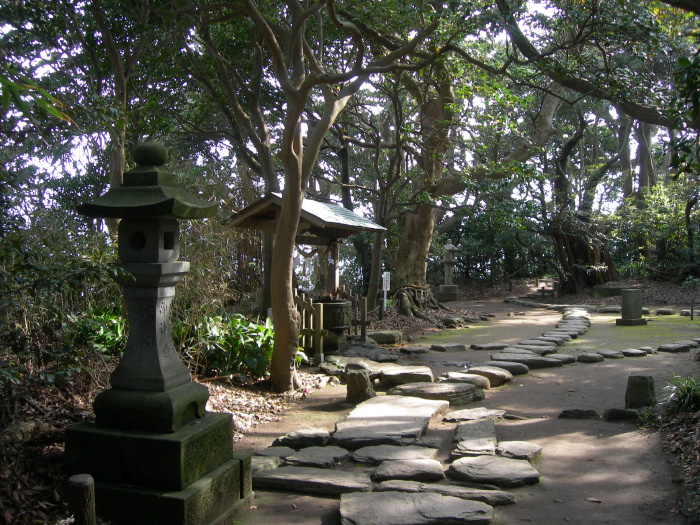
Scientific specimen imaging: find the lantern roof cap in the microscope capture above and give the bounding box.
[77,142,217,220]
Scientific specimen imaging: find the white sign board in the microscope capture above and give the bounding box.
[382,271,391,291]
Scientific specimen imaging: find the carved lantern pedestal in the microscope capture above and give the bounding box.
[436,239,461,302]
[65,143,253,525]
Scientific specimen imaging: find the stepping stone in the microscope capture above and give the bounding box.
[490,353,563,369]
[344,343,400,362]
[555,325,588,335]
[415,435,444,449]
[597,349,624,359]
[454,418,496,443]
[639,346,656,354]
[439,372,491,389]
[598,306,622,314]
[373,459,445,482]
[655,308,676,315]
[465,366,514,387]
[381,366,434,386]
[577,353,604,363]
[450,419,497,459]
[543,330,577,339]
[376,480,516,506]
[444,407,506,422]
[257,446,295,457]
[353,445,439,465]
[658,343,691,353]
[680,310,699,317]
[497,441,543,460]
[675,340,700,348]
[559,409,600,419]
[534,336,569,345]
[470,342,509,351]
[367,330,403,344]
[547,353,576,364]
[501,347,539,355]
[339,491,494,525]
[431,343,468,352]
[448,456,540,488]
[518,339,559,347]
[483,361,529,375]
[252,456,283,473]
[401,346,429,355]
[621,348,647,357]
[332,396,449,449]
[253,466,371,495]
[332,356,390,379]
[387,382,485,406]
[285,446,350,468]
[510,344,557,355]
[273,427,331,448]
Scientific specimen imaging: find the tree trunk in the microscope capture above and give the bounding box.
[394,203,436,287]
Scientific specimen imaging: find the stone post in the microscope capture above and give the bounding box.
[616,288,647,326]
[436,239,461,302]
[65,143,252,525]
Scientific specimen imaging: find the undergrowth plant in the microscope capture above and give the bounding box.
[658,374,700,415]
[174,314,275,381]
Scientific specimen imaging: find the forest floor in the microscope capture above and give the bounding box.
[1,278,700,524]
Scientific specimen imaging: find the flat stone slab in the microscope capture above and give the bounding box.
[257,446,295,457]
[444,408,506,422]
[272,427,331,448]
[510,344,558,355]
[331,356,393,379]
[577,353,605,363]
[543,331,577,339]
[533,336,569,345]
[454,418,496,442]
[483,361,529,375]
[451,419,497,459]
[597,349,624,359]
[252,455,283,473]
[387,382,485,406]
[353,445,439,465]
[470,343,509,351]
[497,441,543,460]
[381,366,435,386]
[332,396,449,449]
[465,366,513,387]
[373,459,446,482]
[448,456,540,488]
[621,348,648,357]
[376,480,516,506]
[439,372,491,389]
[675,340,699,348]
[490,353,563,369]
[339,491,494,525]
[657,343,691,353]
[285,445,350,468]
[401,346,430,355]
[655,308,676,315]
[367,330,403,344]
[501,347,539,355]
[517,339,560,347]
[253,466,371,496]
[431,343,468,352]
[547,353,576,364]
[450,439,497,459]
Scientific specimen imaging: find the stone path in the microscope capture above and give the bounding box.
[243,298,700,524]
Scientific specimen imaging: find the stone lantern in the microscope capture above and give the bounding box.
[436,239,461,302]
[65,143,252,525]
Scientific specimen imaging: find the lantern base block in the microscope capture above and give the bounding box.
[436,285,461,302]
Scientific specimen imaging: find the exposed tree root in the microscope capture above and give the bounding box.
[394,285,450,319]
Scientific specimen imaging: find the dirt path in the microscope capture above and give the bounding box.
[233,297,699,525]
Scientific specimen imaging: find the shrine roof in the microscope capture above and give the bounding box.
[227,193,385,243]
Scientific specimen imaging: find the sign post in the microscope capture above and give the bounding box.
[381,271,391,319]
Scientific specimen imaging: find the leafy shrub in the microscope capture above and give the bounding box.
[175,314,275,380]
[658,374,700,415]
